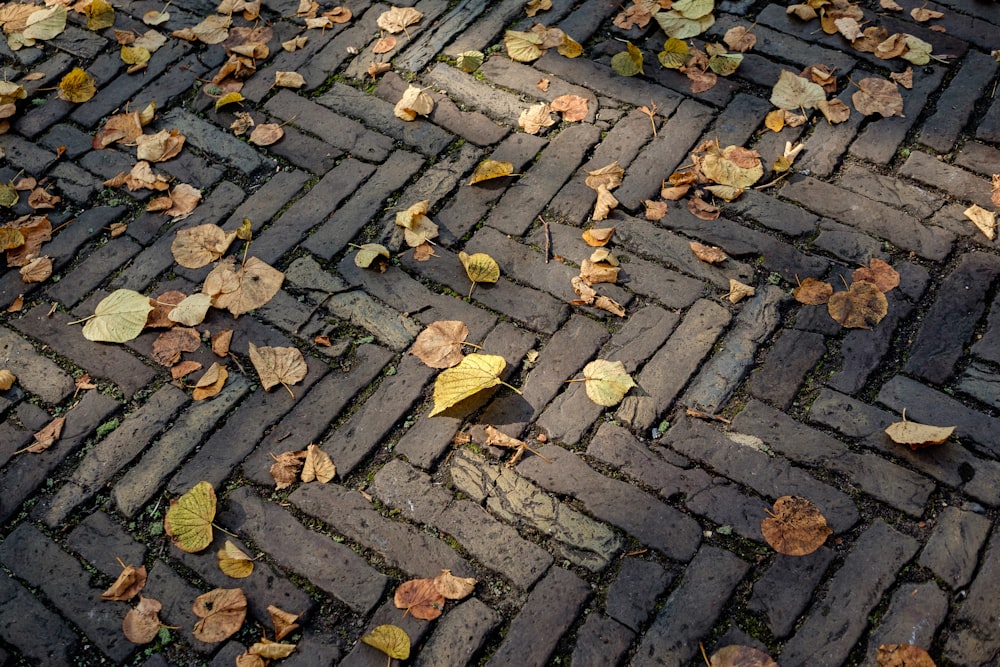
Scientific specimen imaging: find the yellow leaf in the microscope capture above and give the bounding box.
[430,353,513,416]
[192,362,228,400]
[81,289,154,343]
[361,624,410,660]
[885,410,955,450]
[458,251,500,298]
[456,50,484,72]
[469,159,514,184]
[0,369,15,390]
[377,6,422,33]
[58,67,96,103]
[215,91,245,112]
[658,37,690,68]
[770,70,825,110]
[22,5,68,42]
[394,85,434,121]
[248,639,297,659]
[525,0,551,17]
[578,359,635,406]
[217,540,254,578]
[504,29,543,62]
[354,242,390,269]
[558,33,583,58]
[611,41,643,76]
[518,102,555,134]
[964,204,995,240]
[85,0,116,31]
[164,481,216,553]
[726,278,756,304]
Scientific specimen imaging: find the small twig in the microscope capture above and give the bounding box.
[753,171,791,190]
[539,215,550,263]
[685,407,732,425]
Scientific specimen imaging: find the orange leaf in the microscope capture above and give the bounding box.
[761,495,832,556]
[394,578,445,620]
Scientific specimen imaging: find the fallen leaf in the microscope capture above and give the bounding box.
[828,280,888,328]
[164,481,216,553]
[644,199,667,221]
[171,224,237,269]
[192,588,247,643]
[658,37,690,68]
[217,540,254,578]
[143,9,170,25]
[709,645,778,667]
[19,256,52,283]
[724,25,757,52]
[162,183,202,220]
[550,94,588,122]
[459,251,500,298]
[877,643,937,667]
[268,605,301,641]
[203,256,284,317]
[992,174,1000,209]
[361,625,410,661]
[885,410,955,450]
[324,6,351,23]
[394,85,434,121]
[101,562,148,601]
[187,14,231,44]
[212,329,233,356]
[192,362,228,400]
[248,343,307,398]
[82,289,154,343]
[964,204,995,240]
[726,279,756,304]
[433,569,476,599]
[890,67,913,89]
[270,450,306,489]
[122,596,163,644]
[687,194,720,220]
[853,258,900,292]
[246,123,282,146]
[504,29,543,62]
[394,578,445,620]
[761,495,832,556]
[16,416,65,454]
[793,277,833,304]
[575,359,635,406]
[525,0,551,16]
[0,369,15,390]
[470,159,514,184]
[690,240,727,264]
[57,67,96,102]
[611,41,644,76]
[248,639,297,660]
[274,71,306,88]
[6,215,52,266]
[136,129,185,163]
[354,242,390,269]
[456,50,484,72]
[411,320,470,369]
[910,7,944,21]
[879,0,903,10]
[167,293,214,326]
[518,102,555,134]
[700,144,763,189]
[430,353,514,416]
[852,77,904,117]
[27,187,60,210]
[171,360,202,379]
[377,6,422,33]
[152,327,201,366]
[818,98,851,124]
[582,226,615,247]
[372,35,396,54]
[302,444,336,483]
[770,70,826,110]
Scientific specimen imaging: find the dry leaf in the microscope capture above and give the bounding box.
[433,569,476,599]
[579,258,620,285]
[469,159,515,184]
[192,362,228,400]
[724,25,757,52]
[136,129,185,163]
[818,98,851,124]
[152,327,201,367]
[582,226,615,247]
[377,6,422,33]
[301,444,336,483]
[771,70,825,110]
[459,251,500,298]
[167,293,214,327]
[890,67,913,89]
[611,41,643,76]
[19,256,52,283]
[0,369,15,390]
[761,495,832,556]
[82,289,154,343]
[885,410,955,450]
[123,596,163,644]
[274,71,306,89]
[354,242,390,270]
[362,625,410,661]
[101,562,148,601]
[518,102,555,134]
[726,279,755,304]
[411,320,470,368]
[57,67,96,102]
[644,199,668,221]
[394,85,434,122]
[171,360,202,380]
[709,645,778,667]
[246,124,282,146]
[192,588,247,643]
[879,0,903,10]
[964,204,995,240]
[203,256,284,317]
[690,240,727,264]
[372,35,396,53]
[793,277,833,304]
[270,450,306,490]
[164,481,216,553]
[578,359,635,406]
[268,605,301,641]
[248,639,297,660]
[550,94,588,122]
[430,353,513,416]
[992,174,1000,209]
[911,7,944,21]
[877,644,937,667]
[504,29,543,62]
[217,540,254,578]
[592,185,619,221]
[687,194,720,220]
[394,578,445,620]
[700,144,763,189]
[367,61,392,78]
[852,258,900,292]
[171,224,237,269]
[248,343,307,398]
[27,187,60,210]
[212,329,233,356]
[828,281,888,329]
[852,78,904,117]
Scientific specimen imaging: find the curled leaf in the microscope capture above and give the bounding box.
[885,410,954,450]
[217,540,254,578]
[470,159,514,184]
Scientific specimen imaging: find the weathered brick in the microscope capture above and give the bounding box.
[343,0,449,78]
[972,293,1000,365]
[900,150,995,210]
[748,329,824,409]
[0,523,135,663]
[46,237,142,307]
[943,529,1000,665]
[159,108,275,176]
[632,546,749,666]
[0,563,79,665]
[486,567,590,667]
[221,486,387,614]
[865,582,948,665]
[958,363,1000,410]
[425,61,529,126]
[113,375,250,517]
[393,0,493,72]
[370,459,553,590]
[35,384,189,527]
[518,444,702,562]
[48,160,102,201]
[779,521,920,667]
[723,188,818,237]
[450,450,622,570]
[0,329,74,404]
[339,599,433,667]
[605,558,673,632]
[779,175,954,261]
[480,56,597,123]
[919,506,992,589]
[413,598,500,667]
[0,135,59,175]
[572,614,635,667]
[748,547,835,638]
[442,0,525,56]
[853,69,948,164]
[978,94,1000,143]
[663,416,859,532]
[66,511,147,576]
[918,51,999,153]
[840,162,943,219]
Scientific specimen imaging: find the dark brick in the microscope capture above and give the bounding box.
[571,614,635,667]
[160,108,275,176]
[972,291,1000,365]
[605,558,673,632]
[128,52,210,112]
[918,51,999,153]
[344,0,450,78]
[0,523,135,663]
[978,95,1000,143]
[865,582,948,666]
[222,169,311,229]
[142,562,217,654]
[709,14,857,74]
[303,150,424,260]
[393,0,494,72]
[633,546,749,666]
[66,511,147,576]
[425,60,534,126]
[46,237,142,307]
[518,444,702,561]
[486,567,590,667]
[265,123,345,174]
[919,506,992,589]
[0,329,74,404]
[705,93,775,148]
[904,252,1000,384]
[958,363,1000,410]
[0,135,59,175]
[413,598,500,667]
[944,529,1000,665]
[443,0,526,56]
[779,521,919,667]
[840,163,943,220]
[221,486,387,613]
[900,150,995,211]
[955,142,1000,178]
[797,89,865,177]
[748,548,835,638]
[664,416,859,532]
[39,123,91,159]
[779,175,954,261]
[723,188,818,237]
[0,562,79,665]
[748,329,825,409]
[616,99,713,211]
[339,599,433,667]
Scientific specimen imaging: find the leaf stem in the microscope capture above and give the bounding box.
[212,522,238,538]
[66,313,95,325]
[498,380,522,395]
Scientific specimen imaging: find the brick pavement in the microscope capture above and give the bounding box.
[0,0,998,665]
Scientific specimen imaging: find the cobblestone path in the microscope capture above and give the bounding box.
[1,0,1000,664]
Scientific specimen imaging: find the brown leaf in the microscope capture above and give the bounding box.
[852,77,904,117]
[0,369,16,390]
[212,329,233,356]
[964,204,996,240]
[793,277,833,305]
[270,450,306,489]
[877,643,937,667]
[818,98,851,124]
[203,256,284,317]
[135,129,185,163]
[249,124,284,146]
[274,71,306,89]
[367,61,392,78]
[433,569,476,600]
[248,343,307,397]
[152,327,201,367]
[171,360,202,380]
[910,7,944,21]
[761,495,832,556]
[411,320,470,369]
[377,6,422,33]
[192,588,247,643]
[20,256,52,283]
[146,290,186,328]
[192,362,228,400]
[644,199,667,221]
[594,295,626,317]
[687,194,720,220]
[592,185,619,221]
[394,578,445,620]
[123,596,163,644]
[801,63,837,93]
[248,638,297,660]
[582,226,615,247]
[163,183,202,220]
[6,215,52,267]
[101,562,148,601]
[690,240,727,264]
[828,281,889,329]
[17,416,65,454]
[579,258,620,285]
[890,67,913,89]
[6,294,23,313]
[413,242,436,261]
[726,279,756,304]
[885,410,955,450]
[585,162,625,191]
[879,0,903,10]
[550,94,588,122]
[518,102,555,134]
[536,78,550,91]
[710,645,778,667]
[683,66,717,93]
[268,605,301,641]
[853,258,900,293]
[27,187,60,210]
[723,25,757,52]
[301,444,336,483]
[372,35,396,54]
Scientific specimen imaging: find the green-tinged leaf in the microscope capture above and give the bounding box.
[901,34,933,65]
[361,625,410,661]
[709,51,742,76]
[22,5,67,41]
[164,481,216,553]
[658,37,689,68]
[770,70,826,110]
[611,41,643,76]
[81,289,154,343]
[672,0,714,19]
[655,10,714,39]
[504,29,543,62]
[214,91,245,112]
[558,33,583,57]
[456,50,484,72]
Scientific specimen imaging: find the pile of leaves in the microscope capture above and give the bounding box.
[793,257,898,329]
